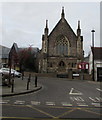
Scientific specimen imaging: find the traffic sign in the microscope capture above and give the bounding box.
[78,62,89,70]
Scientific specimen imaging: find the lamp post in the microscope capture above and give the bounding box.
[91,29,95,81]
[8,52,12,86]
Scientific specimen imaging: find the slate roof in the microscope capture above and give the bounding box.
[0,43,39,59]
[0,45,10,59]
[91,47,102,60]
[18,47,39,53]
[10,43,19,54]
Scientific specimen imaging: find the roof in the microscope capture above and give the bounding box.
[48,7,77,38]
[0,45,10,58]
[10,43,19,54]
[91,47,102,60]
[0,44,39,59]
[18,47,39,53]
[49,18,76,38]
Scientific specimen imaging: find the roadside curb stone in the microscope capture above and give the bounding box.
[1,86,42,97]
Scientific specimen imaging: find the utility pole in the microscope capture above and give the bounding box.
[91,29,95,81]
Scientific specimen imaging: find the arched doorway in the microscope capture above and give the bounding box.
[57,61,68,78]
[57,61,66,73]
[59,61,65,67]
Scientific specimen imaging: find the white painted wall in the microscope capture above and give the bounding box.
[89,50,102,81]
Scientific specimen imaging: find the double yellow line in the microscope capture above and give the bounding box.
[1,104,102,119]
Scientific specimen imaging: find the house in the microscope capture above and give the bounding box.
[8,43,19,70]
[9,43,39,72]
[0,45,10,68]
[89,47,102,81]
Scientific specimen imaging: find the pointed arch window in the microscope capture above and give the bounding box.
[56,35,69,56]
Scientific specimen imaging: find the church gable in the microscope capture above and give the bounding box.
[48,9,77,57]
[49,18,76,40]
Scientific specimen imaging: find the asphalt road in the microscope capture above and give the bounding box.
[1,77,102,120]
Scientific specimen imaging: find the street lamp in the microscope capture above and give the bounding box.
[8,51,12,86]
[91,29,95,81]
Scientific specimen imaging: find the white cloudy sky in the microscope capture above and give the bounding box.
[0,1,101,56]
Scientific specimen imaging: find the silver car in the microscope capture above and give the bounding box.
[0,68,22,78]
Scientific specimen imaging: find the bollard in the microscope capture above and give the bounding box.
[27,74,31,90]
[22,71,24,80]
[81,70,84,80]
[11,73,15,93]
[11,79,14,93]
[35,75,37,87]
[27,80,29,90]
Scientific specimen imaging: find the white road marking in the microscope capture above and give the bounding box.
[70,97,84,102]
[96,88,102,92]
[89,97,101,102]
[46,102,55,106]
[0,100,9,104]
[78,104,88,106]
[61,102,72,106]
[92,103,101,107]
[14,100,25,105]
[77,103,88,106]
[89,97,97,102]
[31,101,40,105]
[95,97,102,102]
[69,88,82,95]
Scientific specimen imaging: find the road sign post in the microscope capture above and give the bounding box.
[78,62,89,80]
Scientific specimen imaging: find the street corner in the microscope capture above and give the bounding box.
[1,86,42,97]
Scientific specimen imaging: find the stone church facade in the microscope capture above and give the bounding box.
[38,7,84,75]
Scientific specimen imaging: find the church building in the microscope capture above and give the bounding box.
[38,7,84,75]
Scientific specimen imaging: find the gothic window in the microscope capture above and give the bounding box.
[56,35,69,56]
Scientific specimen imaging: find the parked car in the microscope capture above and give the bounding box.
[0,68,22,78]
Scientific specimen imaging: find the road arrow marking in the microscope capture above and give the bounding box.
[69,88,83,95]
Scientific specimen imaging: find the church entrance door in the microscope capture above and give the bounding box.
[57,61,66,73]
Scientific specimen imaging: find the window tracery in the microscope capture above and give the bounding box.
[56,35,69,55]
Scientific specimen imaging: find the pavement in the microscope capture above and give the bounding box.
[0,75,42,97]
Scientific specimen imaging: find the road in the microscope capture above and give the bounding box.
[1,77,102,120]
